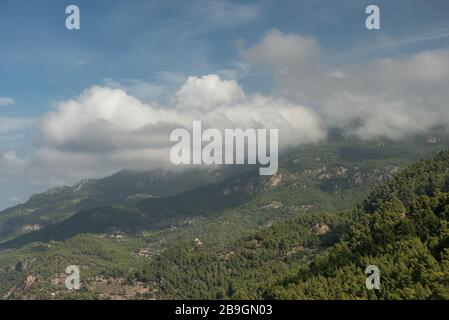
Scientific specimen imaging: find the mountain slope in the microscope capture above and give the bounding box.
[1,137,425,249]
[122,150,449,300]
[0,168,230,241]
[0,169,260,248]
[267,151,449,299]
[1,136,449,299]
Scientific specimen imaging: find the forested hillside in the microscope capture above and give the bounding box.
[109,151,449,300]
[268,151,449,299]
[0,169,227,242]
[1,138,449,300]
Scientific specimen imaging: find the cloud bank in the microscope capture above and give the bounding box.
[1,74,325,184]
[241,29,449,139]
[2,29,449,187]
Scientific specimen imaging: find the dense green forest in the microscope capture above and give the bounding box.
[268,151,449,299]
[135,151,449,299]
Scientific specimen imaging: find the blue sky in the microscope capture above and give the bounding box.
[1,0,449,208]
[1,0,448,116]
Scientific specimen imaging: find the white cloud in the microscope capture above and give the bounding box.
[241,29,449,139]
[0,97,16,107]
[241,29,323,73]
[1,75,325,184]
[174,75,245,111]
[4,30,449,189]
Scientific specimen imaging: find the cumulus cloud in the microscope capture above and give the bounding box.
[174,75,245,110]
[241,29,324,74]
[1,75,325,184]
[0,97,16,107]
[3,29,449,188]
[241,29,449,139]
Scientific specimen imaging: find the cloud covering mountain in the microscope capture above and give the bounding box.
[0,73,325,184]
[241,29,449,139]
[1,29,449,191]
